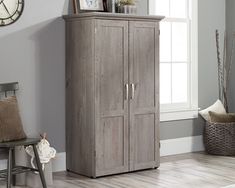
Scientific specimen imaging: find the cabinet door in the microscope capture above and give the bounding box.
[129,21,160,171]
[95,20,129,176]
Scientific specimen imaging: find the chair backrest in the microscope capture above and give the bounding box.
[0,82,19,97]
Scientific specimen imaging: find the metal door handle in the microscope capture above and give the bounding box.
[125,84,129,100]
[131,83,135,99]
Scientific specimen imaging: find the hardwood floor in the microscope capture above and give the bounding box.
[1,152,235,188]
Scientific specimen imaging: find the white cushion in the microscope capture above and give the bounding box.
[199,99,226,121]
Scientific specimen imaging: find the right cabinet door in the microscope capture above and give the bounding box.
[129,21,160,171]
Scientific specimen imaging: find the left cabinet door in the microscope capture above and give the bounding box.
[95,19,129,176]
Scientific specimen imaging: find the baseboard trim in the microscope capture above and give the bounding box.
[52,152,66,172]
[0,136,204,172]
[160,135,205,157]
[53,136,205,171]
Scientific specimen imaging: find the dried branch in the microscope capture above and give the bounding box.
[227,33,235,90]
[215,30,235,112]
[215,30,223,101]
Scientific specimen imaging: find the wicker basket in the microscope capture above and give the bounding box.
[204,121,235,156]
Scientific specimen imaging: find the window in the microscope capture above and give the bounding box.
[149,0,198,121]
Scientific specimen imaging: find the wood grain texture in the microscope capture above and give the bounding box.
[3,153,235,188]
[65,19,95,177]
[64,15,162,178]
[63,12,164,22]
[129,21,160,171]
[53,153,235,188]
[95,20,129,177]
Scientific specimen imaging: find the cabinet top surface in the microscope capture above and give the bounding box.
[63,12,164,22]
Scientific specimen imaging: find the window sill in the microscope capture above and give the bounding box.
[160,109,199,122]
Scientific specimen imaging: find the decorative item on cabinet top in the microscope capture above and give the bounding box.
[71,0,138,14]
[116,0,137,14]
[72,0,104,14]
[72,0,79,14]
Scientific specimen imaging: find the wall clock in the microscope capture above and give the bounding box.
[0,0,24,27]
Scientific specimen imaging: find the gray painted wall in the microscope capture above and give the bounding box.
[137,0,148,15]
[0,0,71,152]
[0,0,226,152]
[160,0,225,140]
[226,0,235,113]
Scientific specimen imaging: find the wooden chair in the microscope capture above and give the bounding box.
[0,82,47,188]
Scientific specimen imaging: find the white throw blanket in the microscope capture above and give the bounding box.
[25,137,56,170]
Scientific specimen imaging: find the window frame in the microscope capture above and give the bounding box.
[149,0,198,122]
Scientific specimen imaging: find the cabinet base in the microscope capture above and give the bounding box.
[66,166,160,179]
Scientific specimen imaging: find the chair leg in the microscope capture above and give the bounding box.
[32,144,47,188]
[12,148,16,186]
[7,148,13,188]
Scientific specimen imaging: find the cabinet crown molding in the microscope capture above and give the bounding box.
[63,12,165,22]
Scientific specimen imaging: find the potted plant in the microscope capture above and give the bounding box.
[116,0,137,14]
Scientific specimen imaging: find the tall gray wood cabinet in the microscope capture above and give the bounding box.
[63,13,164,178]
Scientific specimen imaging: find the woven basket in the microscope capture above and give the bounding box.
[204,121,235,156]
